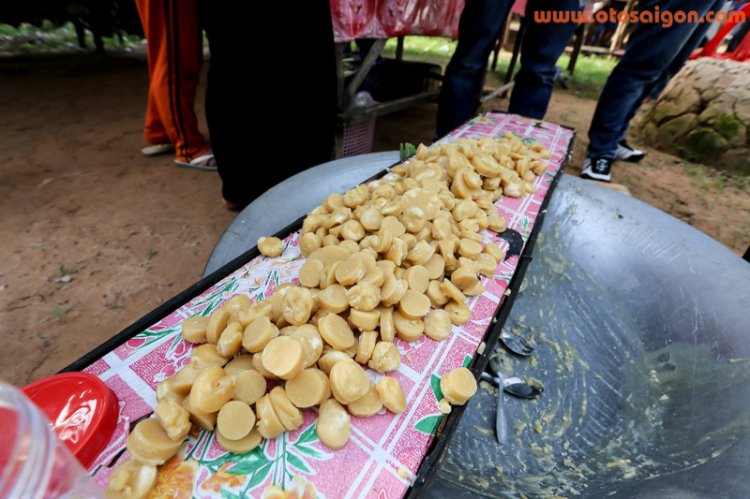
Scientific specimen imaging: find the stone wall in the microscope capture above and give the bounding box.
[639,58,750,175]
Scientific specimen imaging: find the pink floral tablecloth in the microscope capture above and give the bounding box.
[84,113,573,498]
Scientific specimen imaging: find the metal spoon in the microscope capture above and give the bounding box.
[480,372,544,399]
[494,371,507,445]
[500,330,534,356]
[481,370,542,445]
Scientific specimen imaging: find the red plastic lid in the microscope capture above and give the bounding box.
[20,372,119,469]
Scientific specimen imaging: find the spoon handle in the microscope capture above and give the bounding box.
[480,371,500,385]
[495,372,507,445]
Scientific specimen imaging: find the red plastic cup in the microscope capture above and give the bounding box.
[20,372,119,469]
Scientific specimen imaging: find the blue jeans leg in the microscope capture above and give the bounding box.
[508,0,582,119]
[436,0,514,137]
[647,0,725,100]
[587,0,721,159]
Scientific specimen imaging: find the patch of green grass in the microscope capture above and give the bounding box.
[621,170,643,196]
[381,36,617,100]
[684,161,712,189]
[716,218,729,240]
[488,52,615,100]
[105,291,123,310]
[381,36,457,66]
[53,304,75,320]
[735,175,750,192]
[730,227,748,249]
[0,21,142,53]
[709,174,727,211]
[556,54,617,100]
[146,249,158,261]
[695,192,708,208]
[58,264,78,276]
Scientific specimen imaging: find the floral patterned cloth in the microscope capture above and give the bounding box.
[84,113,573,498]
[330,0,465,42]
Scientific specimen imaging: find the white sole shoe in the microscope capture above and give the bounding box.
[581,157,613,182]
[615,141,645,162]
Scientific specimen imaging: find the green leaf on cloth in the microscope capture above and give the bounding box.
[430,373,443,401]
[286,453,312,474]
[415,414,443,436]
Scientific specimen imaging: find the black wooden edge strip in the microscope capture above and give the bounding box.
[407,131,576,497]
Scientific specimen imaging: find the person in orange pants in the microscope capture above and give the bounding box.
[135,0,215,169]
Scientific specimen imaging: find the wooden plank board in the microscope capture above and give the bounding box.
[586,179,633,196]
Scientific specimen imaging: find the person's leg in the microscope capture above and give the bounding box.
[170,0,210,163]
[143,86,169,146]
[507,0,582,119]
[587,0,720,162]
[646,0,724,101]
[138,0,209,164]
[135,0,168,146]
[204,1,337,207]
[727,20,750,52]
[610,0,722,163]
[436,0,514,137]
[583,0,720,181]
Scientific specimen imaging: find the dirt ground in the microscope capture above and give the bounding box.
[1,49,748,388]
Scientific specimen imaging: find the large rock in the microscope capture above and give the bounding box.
[736,97,750,125]
[681,127,728,158]
[698,94,736,124]
[657,114,699,150]
[652,86,701,124]
[653,100,689,124]
[641,58,750,173]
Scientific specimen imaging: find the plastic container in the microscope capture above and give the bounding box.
[342,91,378,158]
[0,381,103,498]
[21,372,119,469]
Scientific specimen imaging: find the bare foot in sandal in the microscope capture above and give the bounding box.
[222,198,248,211]
[175,150,217,171]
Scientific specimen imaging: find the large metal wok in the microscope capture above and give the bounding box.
[426,174,750,498]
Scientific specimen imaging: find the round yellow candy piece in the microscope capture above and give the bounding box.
[317,399,351,450]
[439,367,477,405]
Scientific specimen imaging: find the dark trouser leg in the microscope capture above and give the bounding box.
[507,0,581,120]
[646,0,724,101]
[203,1,337,206]
[587,0,719,160]
[436,0,514,137]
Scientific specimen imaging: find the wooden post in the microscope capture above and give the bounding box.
[334,42,347,159]
[396,37,404,61]
[505,17,526,84]
[501,14,513,50]
[335,43,346,112]
[492,13,514,71]
[609,0,636,56]
[567,22,590,76]
[339,38,386,111]
[72,19,87,49]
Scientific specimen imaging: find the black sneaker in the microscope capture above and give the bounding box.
[615,140,645,162]
[581,156,613,182]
